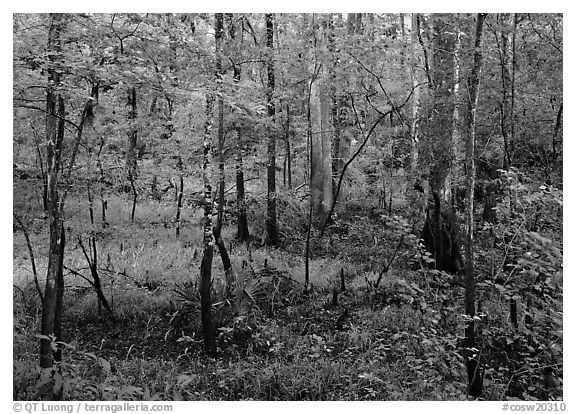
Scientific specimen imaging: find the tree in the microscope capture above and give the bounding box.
[225,13,250,243]
[126,86,138,177]
[463,13,487,398]
[499,13,517,169]
[419,14,461,273]
[409,13,423,175]
[199,91,217,357]
[308,14,333,225]
[264,13,279,245]
[40,13,67,371]
[213,13,232,279]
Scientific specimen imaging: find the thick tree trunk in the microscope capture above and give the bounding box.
[463,13,487,399]
[428,15,455,205]
[264,13,279,245]
[419,15,456,272]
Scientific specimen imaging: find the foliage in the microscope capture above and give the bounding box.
[13,13,562,401]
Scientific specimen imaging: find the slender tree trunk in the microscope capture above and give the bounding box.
[200,93,217,357]
[40,43,98,369]
[451,22,463,210]
[235,128,249,242]
[226,13,250,242]
[264,13,279,245]
[128,170,137,222]
[409,13,422,175]
[14,214,43,301]
[500,13,515,169]
[309,75,324,220]
[327,14,341,197]
[511,14,518,161]
[126,87,138,177]
[320,79,333,223]
[284,103,292,189]
[463,13,487,398]
[213,13,232,277]
[309,15,332,224]
[175,175,183,237]
[53,223,65,363]
[40,13,66,369]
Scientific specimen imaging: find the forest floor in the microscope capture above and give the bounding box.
[13,178,562,401]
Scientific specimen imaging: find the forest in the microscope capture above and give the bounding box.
[12,13,563,401]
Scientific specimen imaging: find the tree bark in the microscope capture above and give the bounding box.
[463,13,487,399]
[264,13,279,245]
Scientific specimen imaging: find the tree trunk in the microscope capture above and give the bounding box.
[235,128,249,242]
[40,13,66,369]
[500,13,516,169]
[320,78,333,223]
[126,86,138,177]
[213,13,232,278]
[264,13,279,245]
[327,14,341,197]
[308,16,332,224]
[309,75,324,220]
[200,93,217,357]
[450,22,463,210]
[409,14,423,175]
[226,13,250,243]
[463,13,487,399]
[53,223,65,365]
[428,15,455,205]
[175,175,183,237]
[284,103,292,189]
[419,15,456,272]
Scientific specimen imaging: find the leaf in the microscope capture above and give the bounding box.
[177,374,197,388]
[98,357,111,375]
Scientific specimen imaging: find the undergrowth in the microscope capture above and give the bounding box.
[13,183,562,401]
